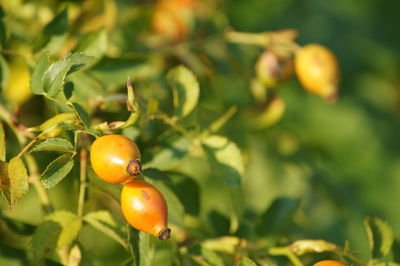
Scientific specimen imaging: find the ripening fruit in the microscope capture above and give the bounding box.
[255,50,293,88]
[121,179,170,240]
[90,135,141,184]
[152,0,196,40]
[313,260,347,266]
[294,44,339,101]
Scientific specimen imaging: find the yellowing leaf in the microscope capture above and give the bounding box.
[1,157,29,208]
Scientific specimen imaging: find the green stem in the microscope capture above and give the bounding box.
[225,30,273,47]
[26,155,53,214]
[77,147,87,218]
[154,113,193,140]
[269,247,303,266]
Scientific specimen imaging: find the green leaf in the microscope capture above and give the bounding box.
[67,102,91,128]
[30,53,49,95]
[393,239,400,263]
[31,221,62,258]
[364,216,394,258]
[46,211,82,249]
[2,157,29,207]
[83,211,128,250]
[27,113,76,132]
[256,197,300,236]
[144,173,185,227]
[0,122,5,161]
[238,257,257,266]
[92,80,140,130]
[202,135,244,186]
[87,56,160,91]
[30,138,74,153]
[42,53,94,98]
[143,137,191,171]
[40,154,74,189]
[139,231,156,266]
[167,65,200,118]
[201,247,225,266]
[0,54,9,90]
[76,29,108,60]
[34,8,68,54]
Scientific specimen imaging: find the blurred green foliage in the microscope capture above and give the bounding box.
[0,0,400,265]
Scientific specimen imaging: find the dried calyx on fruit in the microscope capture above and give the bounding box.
[90,134,142,184]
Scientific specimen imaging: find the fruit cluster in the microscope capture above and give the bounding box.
[90,134,171,240]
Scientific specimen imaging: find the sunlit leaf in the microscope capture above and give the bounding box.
[46,211,82,249]
[364,216,394,258]
[167,65,200,118]
[4,157,29,207]
[30,138,74,153]
[202,135,244,186]
[68,244,82,266]
[239,257,257,266]
[288,239,339,256]
[40,154,74,188]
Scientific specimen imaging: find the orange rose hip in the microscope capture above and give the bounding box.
[90,134,141,184]
[121,179,170,240]
[313,260,347,266]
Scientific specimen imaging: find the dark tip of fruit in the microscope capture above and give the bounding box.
[157,228,171,240]
[126,159,142,177]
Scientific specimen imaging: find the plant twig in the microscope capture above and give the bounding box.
[77,147,88,218]
[269,247,303,266]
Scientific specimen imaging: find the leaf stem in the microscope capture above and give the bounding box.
[269,247,303,266]
[154,113,193,140]
[77,147,87,218]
